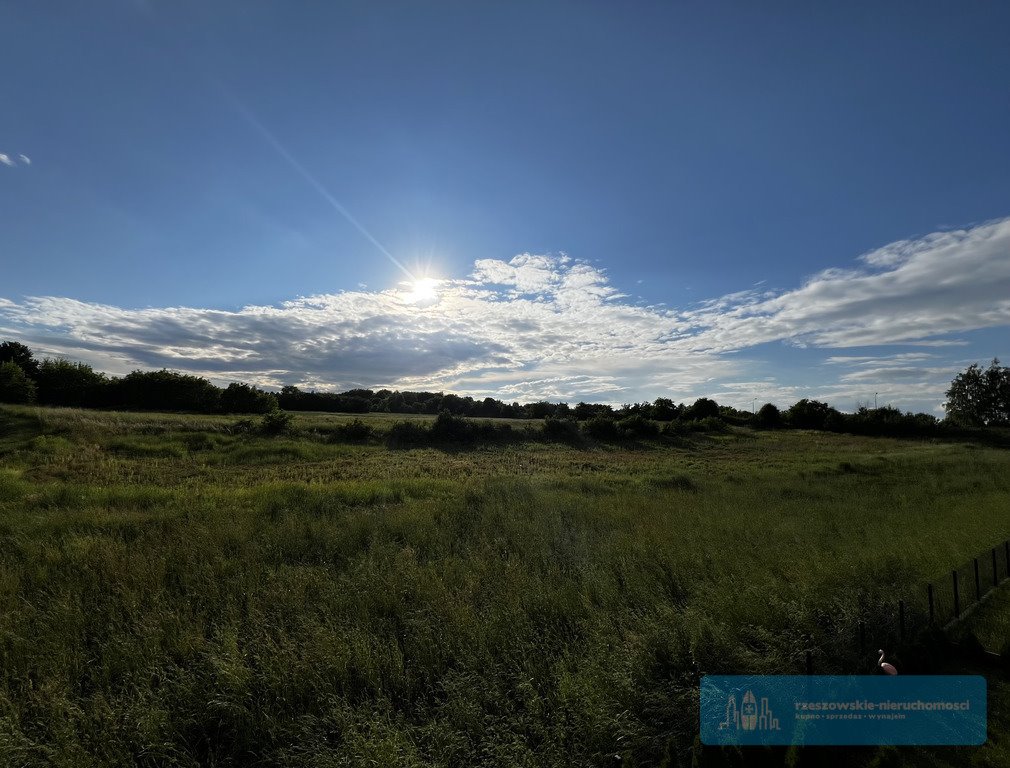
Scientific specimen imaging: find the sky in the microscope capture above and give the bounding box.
[2,1,1010,414]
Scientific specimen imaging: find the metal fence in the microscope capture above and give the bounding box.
[931,542,1010,628]
[804,539,1010,674]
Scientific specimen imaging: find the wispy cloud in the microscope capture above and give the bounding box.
[682,217,1010,352]
[0,152,31,167]
[1,217,1008,411]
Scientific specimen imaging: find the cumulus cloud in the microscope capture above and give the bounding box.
[1,217,1009,410]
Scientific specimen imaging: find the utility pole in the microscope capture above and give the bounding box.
[874,392,878,409]
[752,398,756,415]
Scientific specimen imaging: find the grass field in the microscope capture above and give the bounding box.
[1,405,1009,766]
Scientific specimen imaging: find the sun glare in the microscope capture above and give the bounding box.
[406,277,440,304]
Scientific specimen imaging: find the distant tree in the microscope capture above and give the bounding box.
[785,399,838,430]
[574,401,614,420]
[35,358,108,407]
[944,359,1010,427]
[220,382,278,414]
[651,397,680,421]
[0,341,40,379]
[118,369,221,413]
[685,397,720,421]
[0,361,37,403]
[754,403,782,428]
[439,393,466,415]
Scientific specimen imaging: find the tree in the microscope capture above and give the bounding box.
[785,399,837,430]
[35,358,108,407]
[651,398,680,421]
[118,369,221,412]
[0,341,40,379]
[685,397,720,421]
[944,359,1010,426]
[220,382,278,414]
[0,361,37,403]
[754,402,782,428]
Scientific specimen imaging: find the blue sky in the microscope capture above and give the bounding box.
[2,2,1010,413]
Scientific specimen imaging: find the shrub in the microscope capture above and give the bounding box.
[386,420,429,448]
[229,418,257,435]
[583,416,620,441]
[334,418,374,442]
[260,409,294,435]
[0,362,37,404]
[429,411,515,445]
[690,416,726,433]
[618,414,660,439]
[661,420,689,437]
[430,411,471,442]
[542,417,580,442]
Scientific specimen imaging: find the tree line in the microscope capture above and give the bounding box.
[1,339,1008,436]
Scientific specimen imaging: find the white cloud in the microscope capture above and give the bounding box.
[0,152,31,168]
[1,216,1009,411]
[683,217,1010,352]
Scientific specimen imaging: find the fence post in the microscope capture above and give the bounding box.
[993,548,999,588]
[899,600,905,643]
[953,570,960,618]
[974,558,981,602]
[928,584,934,625]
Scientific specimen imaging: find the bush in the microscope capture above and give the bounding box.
[229,418,257,435]
[542,417,580,442]
[583,416,620,441]
[260,409,294,435]
[428,411,515,445]
[386,420,429,448]
[333,418,374,442]
[430,411,472,442]
[661,420,689,437]
[0,362,37,404]
[690,416,726,433]
[618,414,660,439]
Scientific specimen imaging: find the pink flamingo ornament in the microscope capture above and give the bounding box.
[878,649,898,675]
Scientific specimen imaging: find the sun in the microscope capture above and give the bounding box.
[405,277,440,304]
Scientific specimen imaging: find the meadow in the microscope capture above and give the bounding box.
[1,404,1009,766]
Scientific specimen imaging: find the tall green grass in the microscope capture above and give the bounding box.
[0,405,1008,765]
